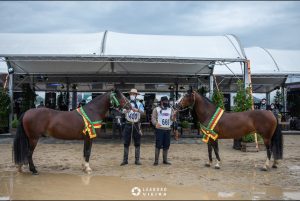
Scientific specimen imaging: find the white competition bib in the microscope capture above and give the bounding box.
[125,102,141,123]
[157,107,172,128]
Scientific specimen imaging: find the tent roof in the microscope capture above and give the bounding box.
[213,47,300,93]
[0,31,245,77]
[0,31,245,59]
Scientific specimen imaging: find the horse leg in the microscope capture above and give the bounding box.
[205,141,213,167]
[262,140,272,171]
[272,160,279,168]
[17,164,23,173]
[28,138,39,175]
[82,138,93,174]
[212,140,221,169]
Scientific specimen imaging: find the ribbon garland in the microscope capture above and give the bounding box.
[199,107,224,143]
[76,107,102,139]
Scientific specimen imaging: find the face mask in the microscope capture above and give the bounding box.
[162,102,169,108]
[262,101,266,105]
[130,95,136,101]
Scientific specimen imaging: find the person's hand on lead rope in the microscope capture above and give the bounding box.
[156,123,161,129]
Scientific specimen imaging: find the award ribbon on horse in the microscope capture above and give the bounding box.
[76,107,102,139]
[200,107,224,143]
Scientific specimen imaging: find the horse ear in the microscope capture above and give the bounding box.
[187,85,193,94]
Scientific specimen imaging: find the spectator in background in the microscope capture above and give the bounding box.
[259,98,267,110]
[37,101,45,108]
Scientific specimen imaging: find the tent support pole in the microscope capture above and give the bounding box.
[6,60,14,133]
[209,73,214,100]
[72,84,77,110]
[175,82,178,100]
[66,78,70,111]
[244,60,258,150]
[281,86,286,113]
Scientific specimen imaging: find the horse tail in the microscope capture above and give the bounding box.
[271,119,283,160]
[13,113,30,165]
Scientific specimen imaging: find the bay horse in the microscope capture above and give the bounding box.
[176,89,283,171]
[13,89,131,175]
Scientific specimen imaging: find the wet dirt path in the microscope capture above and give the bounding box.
[0,135,300,200]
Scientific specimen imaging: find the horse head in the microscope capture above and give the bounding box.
[176,87,196,110]
[110,88,132,111]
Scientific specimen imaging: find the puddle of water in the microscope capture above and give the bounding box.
[217,191,235,198]
[283,192,300,200]
[288,165,300,170]
[0,171,298,200]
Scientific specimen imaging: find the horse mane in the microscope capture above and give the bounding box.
[194,91,215,106]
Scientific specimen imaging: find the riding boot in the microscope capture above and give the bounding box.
[163,149,171,165]
[120,146,129,166]
[153,148,160,166]
[135,146,142,165]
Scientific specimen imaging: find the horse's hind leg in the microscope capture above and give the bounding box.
[262,140,272,171]
[205,141,213,167]
[212,140,221,169]
[82,138,93,174]
[28,138,39,175]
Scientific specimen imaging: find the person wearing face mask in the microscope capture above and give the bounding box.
[260,98,267,110]
[151,96,177,166]
[120,89,145,166]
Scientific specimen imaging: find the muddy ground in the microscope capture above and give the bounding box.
[0,135,299,200]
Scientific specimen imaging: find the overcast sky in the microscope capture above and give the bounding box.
[0,1,300,50]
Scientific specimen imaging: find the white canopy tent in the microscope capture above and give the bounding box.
[214,47,300,93]
[0,31,246,92]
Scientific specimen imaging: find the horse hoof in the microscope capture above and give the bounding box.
[32,171,39,175]
[214,165,220,169]
[272,165,278,169]
[261,167,268,171]
[205,163,211,167]
[84,168,92,174]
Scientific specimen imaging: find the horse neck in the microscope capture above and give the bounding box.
[84,93,110,119]
[193,93,217,124]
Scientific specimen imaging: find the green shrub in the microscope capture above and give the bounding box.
[0,89,10,118]
[12,119,19,128]
[212,90,225,110]
[181,120,189,128]
[242,133,263,143]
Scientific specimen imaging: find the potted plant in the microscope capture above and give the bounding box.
[180,120,190,135]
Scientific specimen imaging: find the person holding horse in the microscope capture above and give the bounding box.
[120,88,145,166]
[151,96,176,166]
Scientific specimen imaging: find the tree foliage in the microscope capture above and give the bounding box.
[212,90,225,110]
[233,80,253,112]
[20,83,37,113]
[0,88,10,118]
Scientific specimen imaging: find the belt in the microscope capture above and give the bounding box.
[126,121,139,124]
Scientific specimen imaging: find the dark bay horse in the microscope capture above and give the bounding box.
[176,90,283,171]
[13,89,131,175]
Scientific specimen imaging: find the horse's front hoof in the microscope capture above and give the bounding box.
[272,165,278,169]
[205,163,211,167]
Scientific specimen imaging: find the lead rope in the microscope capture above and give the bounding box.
[131,123,134,158]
